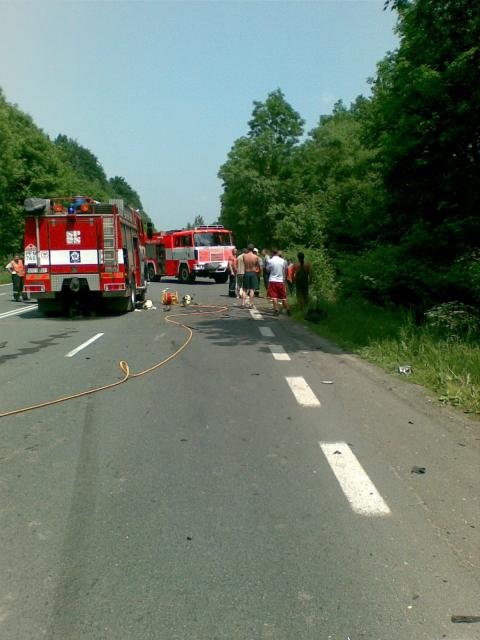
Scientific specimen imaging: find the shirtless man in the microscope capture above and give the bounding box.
[242,244,260,308]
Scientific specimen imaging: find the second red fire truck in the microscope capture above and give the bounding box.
[145,225,234,284]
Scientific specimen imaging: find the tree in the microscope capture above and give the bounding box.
[366,0,480,305]
[186,214,205,229]
[219,90,304,248]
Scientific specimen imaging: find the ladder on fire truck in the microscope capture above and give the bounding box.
[97,203,117,272]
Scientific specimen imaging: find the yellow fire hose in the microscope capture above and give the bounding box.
[0,304,228,419]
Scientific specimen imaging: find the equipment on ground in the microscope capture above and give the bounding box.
[161,289,179,306]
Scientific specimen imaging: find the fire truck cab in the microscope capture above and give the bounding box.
[23,196,147,314]
[145,225,234,284]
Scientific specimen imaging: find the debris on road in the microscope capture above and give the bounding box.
[411,466,426,474]
[451,615,480,623]
[397,364,412,375]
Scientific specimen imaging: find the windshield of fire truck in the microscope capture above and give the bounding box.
[194,232,232,247]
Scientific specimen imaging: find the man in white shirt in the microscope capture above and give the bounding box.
[266,249,290,316]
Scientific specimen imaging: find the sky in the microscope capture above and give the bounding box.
[0,0,399,231]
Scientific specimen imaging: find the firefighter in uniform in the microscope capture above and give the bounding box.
[6,254,27,301]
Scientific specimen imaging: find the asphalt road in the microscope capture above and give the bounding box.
[0,280,479,640]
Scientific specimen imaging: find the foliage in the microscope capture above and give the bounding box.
[424,301,480,339]
[219,89,304,249]
[365,0,480,305]
[0,89,151,262]
[218,1,480,319]
[186,214,206,229]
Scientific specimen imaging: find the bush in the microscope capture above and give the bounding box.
[424,301,480,340]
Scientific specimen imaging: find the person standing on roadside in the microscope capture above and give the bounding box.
[286,258,295,295]
[242,244,260,308]
[253,248,262,297]
[227,248,238,298]
[261,249,270,290]
[267,249,290,316]
[236,248,246,300]
[293,251,312,310]
[5,254,26,301]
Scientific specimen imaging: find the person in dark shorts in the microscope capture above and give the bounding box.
[227,248,238,297]
[242,245,260,308]
[293,252,312,310]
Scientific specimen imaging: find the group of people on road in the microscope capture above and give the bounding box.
[227,245,312,315]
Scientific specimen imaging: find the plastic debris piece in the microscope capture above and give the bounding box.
[321,380,334,384]
[397,364,412,375]
[451,615,480,623]
[411,466,426,474]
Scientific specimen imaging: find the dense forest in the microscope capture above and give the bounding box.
[219,0,480,313]
[0,91,151,263]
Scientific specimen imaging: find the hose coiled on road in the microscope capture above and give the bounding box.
[0,304,228,419]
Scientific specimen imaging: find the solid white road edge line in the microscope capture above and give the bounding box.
[259,326,275,337]
[319,442,391,517]
[286,376,321,406]
[65,333,104,358]
[269,344,291,361]
[0,305,38,320]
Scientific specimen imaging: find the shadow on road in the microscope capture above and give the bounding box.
[177,303,345,356]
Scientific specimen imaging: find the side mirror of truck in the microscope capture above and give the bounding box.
[146,222,153,239]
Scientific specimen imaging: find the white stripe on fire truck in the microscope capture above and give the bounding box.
[37,250,124,266]
[65,333,104,358]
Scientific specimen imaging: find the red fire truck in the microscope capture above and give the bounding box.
[145,225,234,284]
[23,196,147,314]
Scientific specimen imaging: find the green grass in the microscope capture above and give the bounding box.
[291,297,480,416]
[0,271,11,285]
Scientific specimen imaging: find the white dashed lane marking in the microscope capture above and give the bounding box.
[286,376,321,407]
[259,326,275,338]
[319,442,391,517]
[0,305,38,320]
[249,308,263,320]
[65,333,104,357]
[268,344,291,361]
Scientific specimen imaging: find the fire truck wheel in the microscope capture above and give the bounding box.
[147,264,156,282]
[213,273,229,284]
[178,264,190,284]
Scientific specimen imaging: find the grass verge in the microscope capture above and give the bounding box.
[291,297,480,416]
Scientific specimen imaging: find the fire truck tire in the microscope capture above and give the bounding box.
[178,264,190,284]
[147,264,156,282]
[137,287,146,303]
[214,273,229,284]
